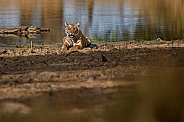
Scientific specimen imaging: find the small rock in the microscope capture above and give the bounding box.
[87,74,99,83]
[101,54,107,62]
[157,38,163,42]
[31,50,36,53]
[22,77,31,83]
[0,50,7,54]
[92,87,101,93]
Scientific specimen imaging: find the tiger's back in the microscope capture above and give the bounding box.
[61,23,92,51]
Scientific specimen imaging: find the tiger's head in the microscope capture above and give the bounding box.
[65,23,80,39]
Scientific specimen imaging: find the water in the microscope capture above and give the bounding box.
[0,0,184,46]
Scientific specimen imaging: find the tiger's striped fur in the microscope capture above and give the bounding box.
[61,23,92,51]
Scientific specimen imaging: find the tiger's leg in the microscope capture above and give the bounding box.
[69,40,83,51]
[69,45,82,51]
[61,37,70,50]
[86,37,92,45]
[61,43,68,50]
[84,37,92,47]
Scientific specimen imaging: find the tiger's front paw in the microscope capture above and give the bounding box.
[61,44,68,51]
[69,46,78,51]
[61,47,67,51]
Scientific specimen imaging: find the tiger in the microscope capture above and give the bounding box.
[61,23,92,51]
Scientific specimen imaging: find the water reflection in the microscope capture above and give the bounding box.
[0,0,184,46]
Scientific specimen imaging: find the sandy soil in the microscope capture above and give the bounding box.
[0,40,184,100]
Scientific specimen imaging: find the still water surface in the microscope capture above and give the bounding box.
[0,0,184,46]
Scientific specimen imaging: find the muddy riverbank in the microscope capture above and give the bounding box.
[0,40,184,100]
[0,40,184,121]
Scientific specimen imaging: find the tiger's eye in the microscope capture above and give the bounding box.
[68,25,72,29]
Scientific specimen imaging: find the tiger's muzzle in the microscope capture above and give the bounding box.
[69,33,75,38]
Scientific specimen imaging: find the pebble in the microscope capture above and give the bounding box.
[22,77,31,83]
[92,87,101,93]
[87,74,99,83]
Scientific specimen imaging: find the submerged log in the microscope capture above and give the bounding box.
[0,26,50,38]
[3,29,20,34]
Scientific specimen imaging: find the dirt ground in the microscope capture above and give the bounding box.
[0,40,184,121]
[0,40,184,100]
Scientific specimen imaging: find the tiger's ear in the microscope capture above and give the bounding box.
[65,23,68,27]
[76,23,80,27]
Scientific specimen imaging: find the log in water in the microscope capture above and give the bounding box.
[0,26,50,38]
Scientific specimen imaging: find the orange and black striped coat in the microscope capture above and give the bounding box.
[61,23,92,51]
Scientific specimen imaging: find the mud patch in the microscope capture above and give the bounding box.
[0,41,184,121]
[0,41,184,99]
